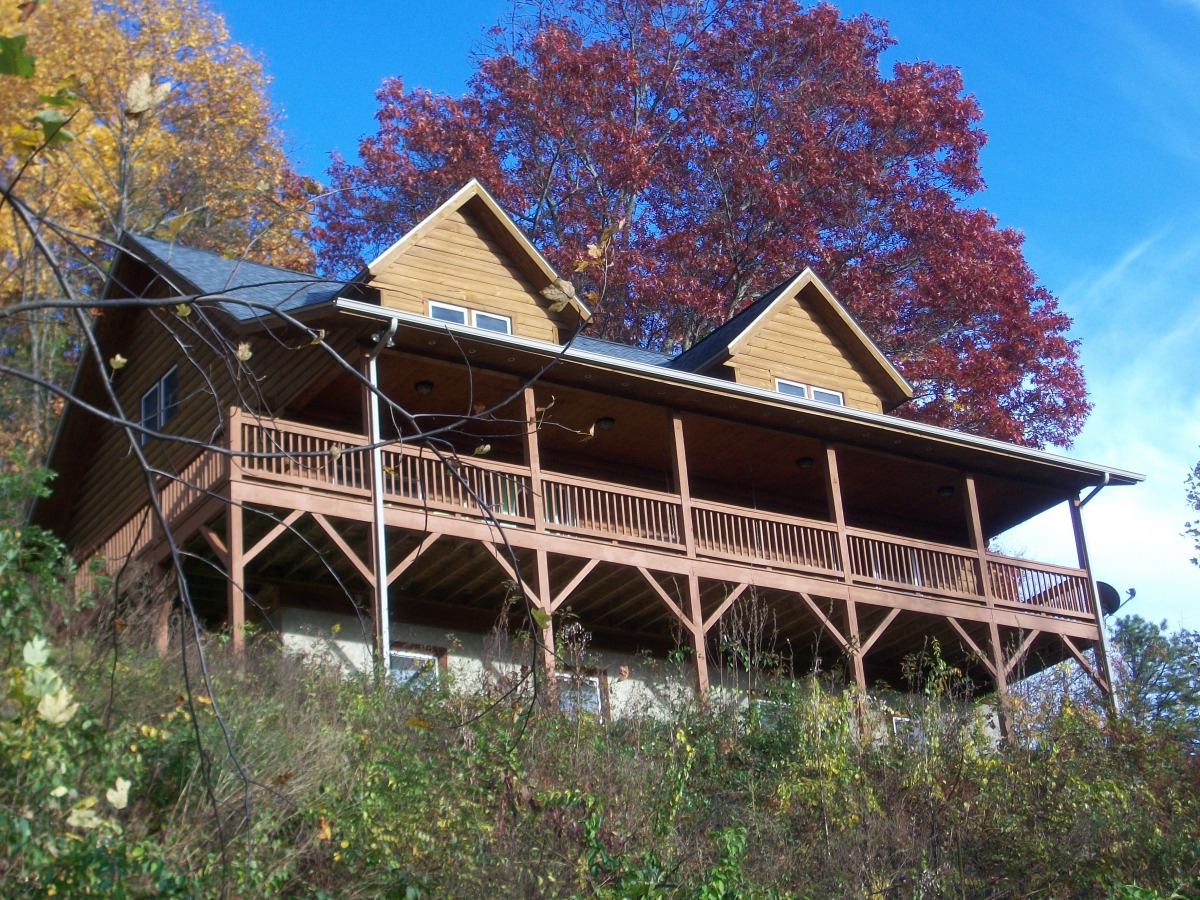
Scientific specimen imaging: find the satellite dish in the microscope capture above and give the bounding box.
[1096,581,1121,617]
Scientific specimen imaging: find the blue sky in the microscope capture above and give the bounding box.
[214,0,1200,626]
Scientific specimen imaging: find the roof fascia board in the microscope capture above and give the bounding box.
[725,268,913,406]
[333,296,1143,486]
[364,179,592,322]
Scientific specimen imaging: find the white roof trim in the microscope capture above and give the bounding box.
[333,296,1144,486]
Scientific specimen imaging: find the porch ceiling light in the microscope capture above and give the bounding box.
[795,456,814,469]
[937,485,955,498]
[414,380,434,395]
[595,416,615,431]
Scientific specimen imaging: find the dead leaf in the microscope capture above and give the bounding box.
[125,73,171,115]
[174,303,191,317]
[472,402,486,415]
[404,716,432,729]
[109,354,127,370]
[309,329,326,345]
[586,242,602,259]
[113,619,128,631]
[90,307,104,317]
[235,342,252,361]
[196,694,212,706]
[382,465,395,476]
[329,446,342,461]
[548,298,570,313]
[302,177,322,196]
[175,693,185,706]
[271,771,293,785]
[18,1,39,23]
[316,815,332,841]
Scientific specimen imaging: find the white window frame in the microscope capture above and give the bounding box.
[556,671,604,720]
[774,377,809,399]
[389,648,441,688]
[471,309,512,335]
[428,300,468,325]
[811,386,845,406]
[140,366,179,445]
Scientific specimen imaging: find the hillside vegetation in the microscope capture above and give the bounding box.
[1,472,1197,898]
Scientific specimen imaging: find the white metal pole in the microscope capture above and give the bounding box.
[368,319,399,670]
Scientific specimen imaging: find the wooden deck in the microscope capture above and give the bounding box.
[87,407,1107,705]
[229,413,1095,623]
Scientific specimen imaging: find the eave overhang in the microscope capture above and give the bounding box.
[333,297,1143,494]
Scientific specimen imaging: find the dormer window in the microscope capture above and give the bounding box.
[429,300,468,325]
[427,300,512,335]
[140,366,179,445]
[775,378,808,399]
[774,377,844,406]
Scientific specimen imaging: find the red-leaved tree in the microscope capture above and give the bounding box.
[312,0,1090,448]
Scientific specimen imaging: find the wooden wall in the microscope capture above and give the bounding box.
[728,292,888,413]
[65,306,363,559]
[373,208,569,343]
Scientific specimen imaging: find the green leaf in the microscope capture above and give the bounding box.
[530,607,550,630]
[0,35,35,78]
[37,88,77,107]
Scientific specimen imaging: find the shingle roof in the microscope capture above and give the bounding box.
[571,334,673,366]
[124,235,347,321]
[666,279,794,373]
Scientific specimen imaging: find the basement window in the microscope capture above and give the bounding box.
[775,378,808,399]
[428,300,468,325]
[556,670,606,720]
[471,310,512,334]
[811,387,845,406]
[139,366,179,445]
[389,647,442,688]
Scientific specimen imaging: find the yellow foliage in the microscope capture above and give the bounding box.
[0,0,313,270]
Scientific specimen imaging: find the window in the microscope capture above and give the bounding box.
[428,300,468,325]
[426,300,513,335]
[775,378,808,399]
[556,671,605,720]
[471,310,512,334]
[811,387,844,406]
[140,367,179,445]
[389,647,442,688]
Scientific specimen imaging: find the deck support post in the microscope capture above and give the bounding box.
[365,319,398,670]
[823,445,864,693]
[1070,494,1119,714]
[535,549,556,688]
[669,413,708,695]
[525,387,555,688]
[962,473,1010,740]
[226,500,245,655]
[226,408,245,655]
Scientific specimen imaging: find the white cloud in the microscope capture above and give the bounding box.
[1002,220,1200,628]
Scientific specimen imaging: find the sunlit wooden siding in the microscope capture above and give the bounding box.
[374,208,568,343]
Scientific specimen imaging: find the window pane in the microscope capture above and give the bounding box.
[473,311,511,334]
[389,650,439,688]
[557,673,602,718]
[429,302,466,324]
[811,388,844,406]
[160,368,179,425]
[140,384,159,445]
[776,380,807,398]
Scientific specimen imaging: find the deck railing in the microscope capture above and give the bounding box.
[381,446,534,525]
[542,473,682,548]
[987,555,1092,616]
[847,530,982,601]
[692,500,841,575]
[228,414,1095,619]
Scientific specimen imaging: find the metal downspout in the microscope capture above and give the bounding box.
[368,318,399,672]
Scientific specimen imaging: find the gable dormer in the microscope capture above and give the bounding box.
[365,180,590,343]
[671,269,913,414]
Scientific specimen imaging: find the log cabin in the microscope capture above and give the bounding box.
[30,180,1142,719]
